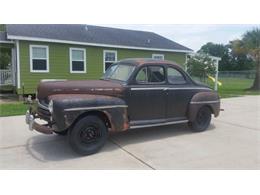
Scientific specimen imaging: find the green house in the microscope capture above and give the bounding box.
[0,24,192,95]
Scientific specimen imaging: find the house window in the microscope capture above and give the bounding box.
[103,50,117,73]
[70,48,86,73]
[30,45,49,72]
[152,54,164,60]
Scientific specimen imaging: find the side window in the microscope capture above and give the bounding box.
[136,67,148,83]
[136,66,165,83]
[167,67,186,84]
[149,66,165,82]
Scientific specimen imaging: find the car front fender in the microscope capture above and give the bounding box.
[48,94,129,132]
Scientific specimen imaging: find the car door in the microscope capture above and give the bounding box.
[166,66,195,119]
[127,65,167,122]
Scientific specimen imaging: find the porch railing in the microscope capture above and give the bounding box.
[0,69,13,86]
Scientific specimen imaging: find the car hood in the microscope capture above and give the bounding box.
[37,79,125,101]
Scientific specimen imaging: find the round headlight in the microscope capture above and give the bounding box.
[48,100,53,113]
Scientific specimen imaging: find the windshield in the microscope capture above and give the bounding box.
[102,64,135,82]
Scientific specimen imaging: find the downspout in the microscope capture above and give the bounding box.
[15,40,20,89]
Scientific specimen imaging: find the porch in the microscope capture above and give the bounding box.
[0,37,16,90]
[0,69,14,86]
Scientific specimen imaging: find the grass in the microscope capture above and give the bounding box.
[0,102,28,117]
[0,77,259,117]
[207,77,260,98]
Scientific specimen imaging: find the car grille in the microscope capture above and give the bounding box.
[37,102,51,121]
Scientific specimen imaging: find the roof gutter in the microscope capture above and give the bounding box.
[0,40,14,44]
[7,35,193,53]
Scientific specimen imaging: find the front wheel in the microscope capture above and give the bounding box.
[68,115,108,155]
[188,106,212,132]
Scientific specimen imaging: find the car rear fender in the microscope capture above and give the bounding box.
[188,91,220,122]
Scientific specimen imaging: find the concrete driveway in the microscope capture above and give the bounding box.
[0,96,259,169]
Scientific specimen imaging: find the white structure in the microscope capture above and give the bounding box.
[186,53,221,91]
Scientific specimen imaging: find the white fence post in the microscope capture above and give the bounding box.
[214,60,219,91]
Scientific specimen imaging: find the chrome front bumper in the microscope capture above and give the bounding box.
[25,110,53,134]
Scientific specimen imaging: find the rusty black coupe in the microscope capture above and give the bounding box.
[26,59,220,155]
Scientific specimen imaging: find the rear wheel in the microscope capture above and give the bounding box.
[189,106,212,132]
[68,115,108,155]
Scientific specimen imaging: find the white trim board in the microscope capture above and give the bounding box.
[7,35,193,53]
[0,40,14,44]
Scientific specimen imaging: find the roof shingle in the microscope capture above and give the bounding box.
[6,24,192,52]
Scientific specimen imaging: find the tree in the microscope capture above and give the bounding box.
[199,42,254,71]
[186,54,216,82]
[231,28,260,90]
[198,42,231,71]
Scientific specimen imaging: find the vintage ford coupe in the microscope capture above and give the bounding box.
[26,58,220,155]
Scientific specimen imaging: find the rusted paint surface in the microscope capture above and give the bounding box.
[30,59,221,134]
[190,91,219,102]
[32,122,53,134]
[188,92,220,122]
[36,59,181,101]
[103,107,129,132]
[37,80,125,101]
[43,94,128,132]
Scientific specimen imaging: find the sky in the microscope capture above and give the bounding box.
[100,24,259,52]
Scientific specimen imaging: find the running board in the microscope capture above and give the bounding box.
[130,119,188,129]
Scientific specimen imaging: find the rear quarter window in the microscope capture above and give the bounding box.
[167,67,186,84]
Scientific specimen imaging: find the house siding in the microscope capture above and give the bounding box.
[17,40,186,94]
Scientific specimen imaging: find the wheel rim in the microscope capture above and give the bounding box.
[79,125,101,144]
[197,108,210,126]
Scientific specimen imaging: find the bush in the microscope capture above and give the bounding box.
[186,54,217,82]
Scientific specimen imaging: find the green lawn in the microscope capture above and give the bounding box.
[208,78,260,98]
[0,77,259,117]
[0,102,28,117]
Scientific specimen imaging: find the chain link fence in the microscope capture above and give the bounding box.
[218,70,255,79]
[189,70,256,97]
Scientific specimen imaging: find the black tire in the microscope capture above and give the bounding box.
[68,115,108,155]
[54,130,68,136]
[188,106,212,132]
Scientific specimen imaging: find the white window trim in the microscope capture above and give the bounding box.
[103,50,117,73]
[69,48,87,73]
[30,45,49,73]
[152,54,164,60]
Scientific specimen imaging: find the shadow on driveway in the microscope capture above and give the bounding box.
[25,123,216,162]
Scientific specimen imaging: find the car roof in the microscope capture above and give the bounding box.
[118,58,182,68]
